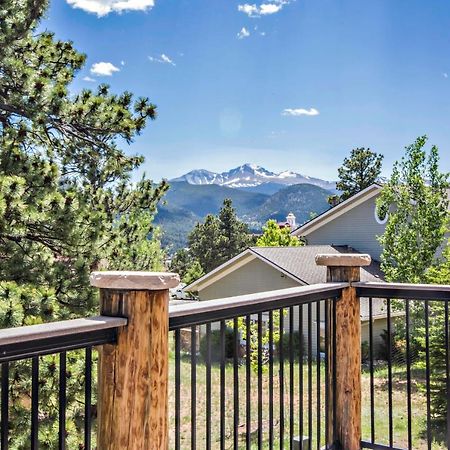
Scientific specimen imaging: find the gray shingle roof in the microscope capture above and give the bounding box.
[250,245,384,285]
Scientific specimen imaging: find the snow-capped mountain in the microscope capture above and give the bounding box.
[171,163,336,191]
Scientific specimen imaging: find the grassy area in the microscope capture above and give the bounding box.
[168,355,446,449]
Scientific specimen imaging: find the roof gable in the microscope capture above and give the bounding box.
[291,184,382,237]
[186,244,384,292]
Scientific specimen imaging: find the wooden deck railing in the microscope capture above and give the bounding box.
[1,256,449,449]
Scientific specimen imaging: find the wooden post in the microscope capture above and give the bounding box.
[315,254,371,450]
[90,271,180,450]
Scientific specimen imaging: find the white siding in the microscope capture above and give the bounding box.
[305,195,385,261]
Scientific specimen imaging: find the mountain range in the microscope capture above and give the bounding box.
[154,163,336,250]
[171,163,337,192]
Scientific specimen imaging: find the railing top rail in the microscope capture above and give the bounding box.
[169,282,347,329]
[0,316,127,363]
[0,316,127,346]
[354,281,450,300]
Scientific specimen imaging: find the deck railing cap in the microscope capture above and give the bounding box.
[90,271,180,290]
[315,253,371,267]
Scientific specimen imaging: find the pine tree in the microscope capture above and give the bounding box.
[0,2,167,445]
[188,199,252,273]
[336,147,383,201]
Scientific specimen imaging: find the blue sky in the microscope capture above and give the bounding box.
[44,0,450,181]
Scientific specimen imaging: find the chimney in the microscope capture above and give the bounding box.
[286,212,296,229]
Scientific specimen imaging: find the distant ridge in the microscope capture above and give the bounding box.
[155,180,331,250]
[171,163,336,192]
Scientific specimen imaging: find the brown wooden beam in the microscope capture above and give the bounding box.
[91,271,179,450]
[316,253,371,450]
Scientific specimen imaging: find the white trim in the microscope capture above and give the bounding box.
[292,184,382,237]
[185,247,307,293]
[374,205,388,225]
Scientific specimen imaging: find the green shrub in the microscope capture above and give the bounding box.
[276,331,305,360]
[199,328,234,362]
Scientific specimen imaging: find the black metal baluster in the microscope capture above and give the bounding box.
[280,308,285,449]
[299,305,304,450]
[289,306,294,450]
[405,300,412,450]
[246,315,251,450]
[191,325,197,450]
[369,298,375,444]
[31,356,39,450]
[84,347,92,450]
[206,324,212,450]
[324,301,328,449]
[1,363,9,450]
[269,311,274,450]
[425,301,431,450]
[308,302,312,449]
[234,318,239,450]
[445,301,450,450]
[175,329,181,450]
[316,301,321,450]
[220,320,226,450]
[387,298,393,447]
[258,313,263,449]
[59,352,67,450]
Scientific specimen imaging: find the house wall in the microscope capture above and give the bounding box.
[198,258,299,300]
[305,195,385,261]
[197,258,386,355]
[362,318,388,358]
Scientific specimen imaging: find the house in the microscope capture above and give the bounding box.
[291,184,385,260]
[186,245,389,354]
[291,183,450,261]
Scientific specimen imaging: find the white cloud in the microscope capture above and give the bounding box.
[66,0,155,16]
[238,0,289,17]
[90,62,120,76]
[444,72,448,78]
[82,76,96,82]
[260,3,282,14]
[238,4,259,17]
[282,108,320,116]
[120,60,126,66]
[237,27,250,39]
[148,54,176,66]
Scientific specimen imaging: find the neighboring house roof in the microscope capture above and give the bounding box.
[186,244,387,320]
[186,243,382,285]
[251,245,384,285]
[291,183,382,238]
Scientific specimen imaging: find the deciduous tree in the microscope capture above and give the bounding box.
[256,219,302,247]
[377,136,448,283]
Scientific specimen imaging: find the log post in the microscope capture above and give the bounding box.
[90,271,180,450]
[315,254,371,450]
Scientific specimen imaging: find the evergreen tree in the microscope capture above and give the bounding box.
[0,2,167,446]
[256,220,302,247]
[188,199,252,273]
[169,248,204,285]
[336,147,383,201]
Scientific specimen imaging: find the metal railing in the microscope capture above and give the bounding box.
[168,283,346,450]
[0,316,126,449]
[355,282,450,450]
[0,272,449,450]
